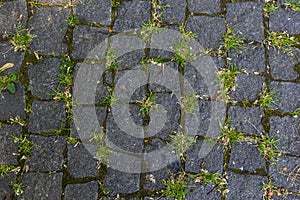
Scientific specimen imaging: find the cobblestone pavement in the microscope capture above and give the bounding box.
[0,0,300,199]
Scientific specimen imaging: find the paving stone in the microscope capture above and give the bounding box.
[0,83,26,121]
[67,143,98,178]
[28,6,70,55]
[270,116,300,156]
[270,156,300,191]
[73,0,111,25]
[0,0,27,36]
[270,81,300,113]
[28,101,66,133]
[226,172,266,199]
[26,136,66,172]
[113,0,151,32]
[0,173,16,200]
[20,172,62,200]
[64,181,98,200]
[72,25,108,59]
[269,47,300,81]
[28,58,62,100]
[186,16,226,49]
[161,0,186,24]
[185,140,223,174]
[114,50,145,70]
[186,182,221,200]
[228,106,265,135]
[226,2,264,41]
[188,0,221,14]
[0,41,24,75]
[272,193,300,200]
[229,74,264,102]
[270,8,300,34]
[229,142,266,172]
[0,124,22,166]
[228,44,265,73]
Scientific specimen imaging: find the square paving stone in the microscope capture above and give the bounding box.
[0,83,26,121]
[160,0,186,24]
[0,124,22,166]
[270,156,300,191]
[0,41,24,75]
[270,116,300,156]
[229,74,264,102]
[226,2,264,42]
[228,106,265,135]
[188,0,221,14]
[73,0,111,25]
[0,173,16,200]
[28,101,66,133]
[67,143,98,178]
[228,44,265,73]
[270,81,300,113]
[28,6,70,55]
[269,8,300,34]
[26,135,66,172]
[226,172,266,200]
[269,47,300,81]
[229,142,266,172]
[28,58,62,100]
[185,182,221,200]
[20,172,62,200]
[64,181,98,200]
[113,0,151,32]
[186,16,226,49]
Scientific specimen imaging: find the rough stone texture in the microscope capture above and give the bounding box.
[270,8,300,34]
[113,0,151,32]
[226,172,266,199]
[0,83,26,120]
[226,2,264,41]
[0,173,16,200]
[229,142,266,172]
[185,140,223,174]
[20,173,62,200]
[270,156,300,191]
[269,47,300,81]
[73,0,111,25]
[0,125,22,166]
[270,81,300,113]
[228,106,265,135]
[161,0,186,24]
[186,182,221,200]
[229,74,264,102]
[188,0,221,14]
[228,45,265,73]
[186,16,226,49]
[272,194,300,200]
[0,41,24,75]
[28,101,66,133]
[67,143,98,178]
[28,58,62,100]
[28,6,70,55]
[64,181,98,200]
[26,136,66,172]
[270,116,300,156]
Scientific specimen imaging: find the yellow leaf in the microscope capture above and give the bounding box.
[0,63,14,73]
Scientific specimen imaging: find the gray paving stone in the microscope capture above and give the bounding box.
[0,41,24,75]
[0,83,26,121]
[26,136,66,172]
[188,0,221,14]
[0,173,16,200]
[185,140,223,174]
[28,6,70,55]
[226,2,264,41]
[28,101,66,133]
[64,181,98,200]
[113,0,151,32]
[270,156,300,191]
[226,172,266,199]
[270,81,300,113]
[228,106,265,135]
[186,182,221,200]
[0,124,22,166]
[161,0,186,24]
[228,44,265,73]
[186,16,226,49]
[67,143,98,178]
[20,172,62,200]
[28,58,62,100]
[269,47,300,81]
[229,74,264,102]
[270,8,300,34]
[73,0,111,25]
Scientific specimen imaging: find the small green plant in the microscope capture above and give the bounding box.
[67,136,78,146]
[222,27,244,52]
[10,182,24,196]
[12,135,34,159]
[162,173,190,200]
[255,87,276,108]
[266,31,299,54]
[60,57,76,86]
[9,23,35,52]
[0,72,17,94]
[0,164,16,178]
[291,108,300,115]
[191,169,227,192]
[9,116,26,126]
[283,0,300,11]
[90,132,111,163]
[112,0,121,8]
[219,117,245,145]
[67,14,79,27]
[104,47,118,70]
[181,94,199,114]
[257,135,280,162]
[178,24,196,39]
[172,40,196,65]
[103,86,118,106]
[263,0,279,14]
[262,182,289,199]
[168,131,196,159]
[137,91,158,117]
[0,2,3,7]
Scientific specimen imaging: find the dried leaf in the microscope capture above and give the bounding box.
[0,63,14,73]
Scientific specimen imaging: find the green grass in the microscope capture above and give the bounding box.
[255,87,276,108]
[9,23,35,52]
[181,94,199,114]
[266,31,299,54]
[67,13,79,27]
[137,91,158,117]
[0,72,17,94]
[172,40,196,65]
[10,182,24,196]
[191,169,227,192]
[103,86,118,106]
[263,0,279,14]
[283,0,300,11]
[222,27,244,52]
[219,117,245,144]
[257,135,280,162]
[104,47,118,70]
[162,173,190,200]
[12,135,34,159]
[168,131,196,159]
[90,132,111,163]
[0,164,16,178]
